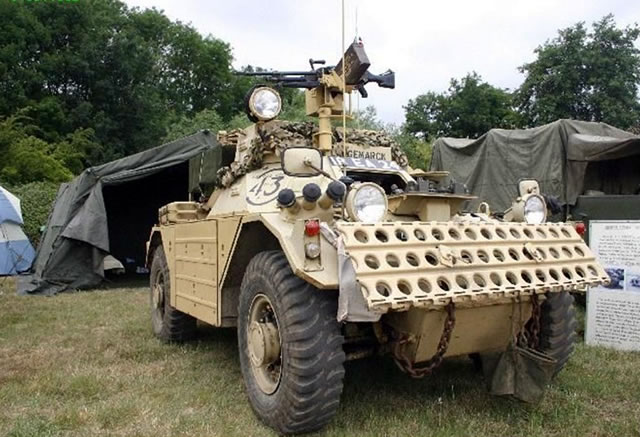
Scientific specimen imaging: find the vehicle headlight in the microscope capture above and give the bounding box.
[248,87,282,121]
[346,183,388,223]
[524,194,546,224]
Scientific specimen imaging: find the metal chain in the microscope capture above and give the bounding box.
[390,295,539,379]
[527,293,541,349]
[391,302,456,378]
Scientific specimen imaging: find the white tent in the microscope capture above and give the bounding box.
[0,186,35,276]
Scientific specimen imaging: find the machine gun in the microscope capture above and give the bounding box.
[237,41,394,98]
[236,41,395,152]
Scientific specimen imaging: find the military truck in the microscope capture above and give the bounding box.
[146,41,609,435]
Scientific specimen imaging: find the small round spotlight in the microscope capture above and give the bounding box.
[247,86,282,121]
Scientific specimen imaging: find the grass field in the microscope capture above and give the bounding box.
[1,278,639,437]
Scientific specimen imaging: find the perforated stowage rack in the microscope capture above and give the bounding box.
[336,221,610,312]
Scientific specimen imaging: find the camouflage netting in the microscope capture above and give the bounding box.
[216,121,409,188]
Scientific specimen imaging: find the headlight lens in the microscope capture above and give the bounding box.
[249,87,281,121]
[524,195,546,224]
[348,183,388,223]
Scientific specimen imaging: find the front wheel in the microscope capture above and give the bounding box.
[238,251,345,435]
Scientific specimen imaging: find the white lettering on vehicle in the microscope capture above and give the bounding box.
[329,156,401,170]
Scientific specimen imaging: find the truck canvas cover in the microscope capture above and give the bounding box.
[430,119,640,212]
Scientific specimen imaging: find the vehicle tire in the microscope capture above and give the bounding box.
[238,251,345,435]
[537,291,577,376]
[149,245,197,342]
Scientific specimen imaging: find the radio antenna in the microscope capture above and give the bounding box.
[355,7,358,40]
[355,6,360,129]
[341,0,347,158]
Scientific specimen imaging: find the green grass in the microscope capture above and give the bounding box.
[1,278,639,437]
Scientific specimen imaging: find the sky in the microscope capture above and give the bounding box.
[123,0,640,126]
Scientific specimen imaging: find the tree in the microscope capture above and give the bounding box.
[394,132,432,170]
[403,92,444,141]
[404,73,519,140]
[8,181,60,246]
[346,106,433,170]
[517,15,640,129]
[0,0,237,167]
[0,116,77,185]
[163,109,225,143]
[1,137,73,185]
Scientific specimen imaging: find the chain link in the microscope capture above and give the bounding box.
[527,293,541,349]
[391,302,456,378]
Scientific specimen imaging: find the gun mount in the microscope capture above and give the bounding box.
[237,40,395,152]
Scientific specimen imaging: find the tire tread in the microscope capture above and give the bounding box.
[238,251,345,435]
[538,292,576,376]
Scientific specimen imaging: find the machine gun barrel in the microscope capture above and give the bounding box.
[235,70,322,89]
[235,71,318,77]
[274,76,316,82]
[275,81,320,88]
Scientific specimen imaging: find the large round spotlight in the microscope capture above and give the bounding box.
[523,194,547,224]
[247,87,282,121]
[345,183,388,223]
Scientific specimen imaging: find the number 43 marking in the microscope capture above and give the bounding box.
[247,169,285,205]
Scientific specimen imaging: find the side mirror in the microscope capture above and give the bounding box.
[281,147,323,177]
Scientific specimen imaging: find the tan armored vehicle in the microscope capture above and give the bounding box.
[146,42,609,434]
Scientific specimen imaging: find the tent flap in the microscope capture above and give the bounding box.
[19,130,219,294]
[61,182,109,251]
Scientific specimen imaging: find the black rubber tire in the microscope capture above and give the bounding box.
[149,246,197,342]
[537,292,578,376]
[238,251,345,435]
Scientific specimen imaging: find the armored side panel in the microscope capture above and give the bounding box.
[171,220,218,324]
[155,204,218,325]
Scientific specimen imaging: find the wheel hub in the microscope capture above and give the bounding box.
[152,282,164,309]
[247,293,282,394]
[248,321,281,367]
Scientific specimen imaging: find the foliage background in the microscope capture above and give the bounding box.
[7,182,60,247]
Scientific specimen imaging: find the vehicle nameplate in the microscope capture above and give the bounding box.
[328,156,401,171]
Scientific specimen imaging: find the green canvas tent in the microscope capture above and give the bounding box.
[20,130,222,295]
[430,119,640,213]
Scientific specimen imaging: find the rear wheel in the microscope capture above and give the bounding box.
[537,291,577,376]
[149,246,197,342]
[238,251,345,435]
